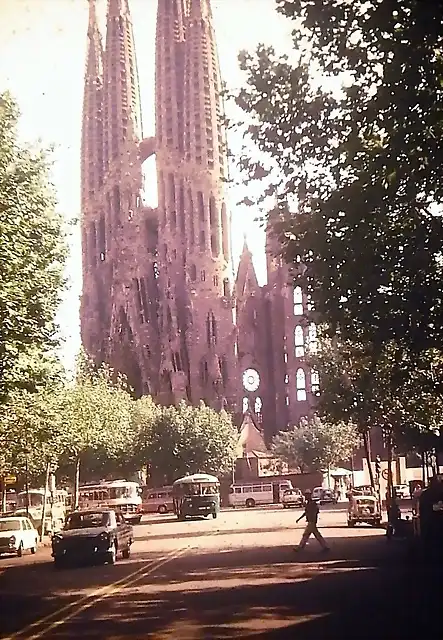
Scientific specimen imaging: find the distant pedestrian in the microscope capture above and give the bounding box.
[294,490,329,552]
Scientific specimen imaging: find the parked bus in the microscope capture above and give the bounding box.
[172,474,220,520]
[77,480,142,524]
[228,480,294,508]
[15,488,68,533]
[141,486,174,514]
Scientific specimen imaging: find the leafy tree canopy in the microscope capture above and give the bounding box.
[271,416,359,473]
[234,0,443,448]
[132,401,238,486]
[0,92,68,401]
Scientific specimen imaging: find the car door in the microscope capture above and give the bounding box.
[115,512,129,548]
[19,519,28,549]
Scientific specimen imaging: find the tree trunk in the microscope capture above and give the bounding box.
[362,430,375,488]
[40,460,51,542]
[74,456,81,510]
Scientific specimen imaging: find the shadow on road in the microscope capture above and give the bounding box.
[0,533,440,639]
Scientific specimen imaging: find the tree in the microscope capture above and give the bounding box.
[54,357,134,504]
[0,92,68,402]
[233,1,443,450]
[0,390,61,484]
[271,416,359,474]
[132,401,238,486]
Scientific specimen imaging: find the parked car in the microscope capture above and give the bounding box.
[282,489,305,508]
[0,516,39,557]
[311,487,338,504]
[393,484,410,500]
[51,509,133,568]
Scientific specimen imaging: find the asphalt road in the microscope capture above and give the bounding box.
[0,506,440,639]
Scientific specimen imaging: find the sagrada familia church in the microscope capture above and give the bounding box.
[80,0,318,441]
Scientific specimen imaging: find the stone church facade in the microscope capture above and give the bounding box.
[80,0,318,441]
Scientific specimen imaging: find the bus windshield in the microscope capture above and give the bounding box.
[109,486,137,500]
[17,493,43,508]
[178,483,219,496]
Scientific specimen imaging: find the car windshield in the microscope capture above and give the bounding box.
[0,519,21,531]
[65,512,110,530]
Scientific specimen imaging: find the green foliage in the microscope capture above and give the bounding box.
[234,1,443,448]
[132,401,238,485]
[0,389,63,482]
[271,416,359,473]
[54,358,135,478]
[0,92,68,402]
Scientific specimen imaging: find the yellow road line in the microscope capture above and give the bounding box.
[5,545,191,640]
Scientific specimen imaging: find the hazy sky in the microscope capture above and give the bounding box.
[0,0,293,369]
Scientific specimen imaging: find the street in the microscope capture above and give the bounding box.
[0,506,440,639]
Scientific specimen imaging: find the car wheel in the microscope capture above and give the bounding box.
[17,542,23,558]
[245,498,255,508]
[212,512,217,519]
[30,540,37,554]
[347,520,356,528]
[107,542,117,565]
[122,546,131,559]
[158,505,167,514]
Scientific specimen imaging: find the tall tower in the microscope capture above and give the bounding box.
[80,0,105,360]
[154,0,238,410]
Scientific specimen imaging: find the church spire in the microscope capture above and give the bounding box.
[155,0,187,159]
[81,0,104,208]
[102,0,143,170]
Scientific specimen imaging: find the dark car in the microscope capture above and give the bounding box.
[51,509,133,568]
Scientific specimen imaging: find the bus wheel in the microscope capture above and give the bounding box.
[245,498,255,509]
[212,512,217,519]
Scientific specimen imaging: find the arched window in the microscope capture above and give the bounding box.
[254,397,262,414]
[311,369,320,395]
[294,325,304,357]
[293,286,303,315]
[296,368,307,401]
[189,264,197,282]
[308,322,318,354]
[242,397,249,413]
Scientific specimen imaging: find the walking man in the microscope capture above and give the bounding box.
[294,490,329,552]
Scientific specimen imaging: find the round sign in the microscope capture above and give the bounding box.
[242,368,260,392]
[381,469,389,481]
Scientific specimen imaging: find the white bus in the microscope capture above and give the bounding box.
[15,488,68,533]
[141,486,174,514]
[228,480,294,508]
[77,480,142,524]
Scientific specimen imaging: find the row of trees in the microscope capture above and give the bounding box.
[0,358,239,493]
[233,0,443,463]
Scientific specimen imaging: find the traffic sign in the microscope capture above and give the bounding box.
[3,475,17,485]
[381,469,389,481]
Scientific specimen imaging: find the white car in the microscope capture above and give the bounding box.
[0,516,39,557]
[282,489,305,508]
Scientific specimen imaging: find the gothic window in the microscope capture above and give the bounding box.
[311,370,320,395]
[294,325,304,357]
[199,229,205,248]
[254,397,262,414]
[308,323,318,354]
[113,185,121,224]
[153,262,160,279]
[285,396,290,406]
[201,270,206,282]
[98,214,106,261]
[223,278,230,297]
[242,397,249,413]
[285,374,289,384]
[197,191,205,221]
[221,203,229,261]
[296,368,307,402]
[293,286,303,315]
[179,182,185,235]
[188,189,195,247]
[189,264,197,282]
[206,312,217,347]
